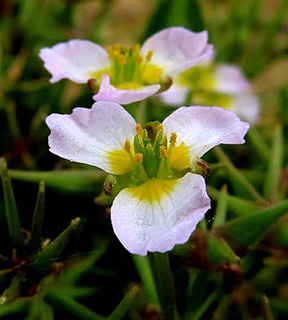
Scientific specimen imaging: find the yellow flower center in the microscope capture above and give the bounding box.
[108,123,191,181]
[91,44,172,91]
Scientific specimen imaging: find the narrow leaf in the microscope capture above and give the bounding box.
[0,298,30,317]
[27,181,45,253]
[0,158,25,250]
[6,170,106,195]
[247,127,270,162]
[45,291,105,320]
[107,286,139,320]
[262,295,275,320]
[213,185,228,227]
[30,217,81,273]
[214,147,266,204]
[207,186,260,216]
[263,125,283,201]
[207,233,240,265]
[218,198,288,249]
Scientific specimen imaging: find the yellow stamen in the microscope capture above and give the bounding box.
[136,55,143,65]
[136,123,143,135]
[133,43,141,54]
[124,140,131,153]
[170,132,177,147]
[118,54,127,65]
[107,46,114,59]
[160,146,168,158]
[146,50,153,62]
[135,153,143,163]
[114,44,121,52]
[157,123,163,131]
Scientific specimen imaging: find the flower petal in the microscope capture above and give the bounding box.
[111,172,210,255]
[141,27,214,75]
[93,74,161,104]
[230,92,260,124]
[158,83,188,106]
[46,101,136,175]
[39,40,110,83]
[214,64,251,93]
[163,106,249,158]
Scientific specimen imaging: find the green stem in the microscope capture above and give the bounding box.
[133,255,160,306]
[149,252,179,320]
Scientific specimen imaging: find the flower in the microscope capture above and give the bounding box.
[46,102,249,255]
[160,63,260,124]
[39,27,214,105]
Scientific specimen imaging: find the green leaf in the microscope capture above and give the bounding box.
[30,217,81,273]
[142,0,204,41]
[45,291,105,320]
[207,186,260,216]
[0,298,30,318]
[207,233,239,265]
[0,158,25,250]
[6,170,106,195]
[247,127,270,162]
[262,295,275,320]
[263,125,283,201]
[218,198,288,249]
[107,286,139,320]
[214,147,266,204]
[27,181,45,253]
[190,289,220,320]
[213,185,228,227]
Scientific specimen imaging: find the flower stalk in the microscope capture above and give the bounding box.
[149,252,180,320]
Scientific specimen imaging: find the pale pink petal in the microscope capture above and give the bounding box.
[230,92,260,124]
[93,74,161,104]
[46,101,136,174]
[111,173,210,255]
[141,27,214,75]
[214,64,251,93]
[39,40,110,83]
[158,83,189,106]
[163,106,249,158]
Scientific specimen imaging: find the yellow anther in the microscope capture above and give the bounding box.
[136,55,143,65]
[118,54,127,65]
[160,146,168,159]
[113,50,120,58]
[156,123,163,131]
[133,43,141,54]
[107,46,114,59]
[135,153,143,163]
[146,50,154,62]
[170,132,177,147]
[114,44,121,52]
[136,123,143,135]
[124,140,131,152]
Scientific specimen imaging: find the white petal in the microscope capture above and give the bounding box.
[111,173,210,255]
[93,74,161,104]
[39,40,110,83]
[214,64,251,93]
[163,106,249,158]
[158,83,189,106]
[230,92,261,124]
[46,101,136,175]
[141,27,214,75]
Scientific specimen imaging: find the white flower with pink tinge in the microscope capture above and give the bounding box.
[160,63,260,124]
[39,27,214,105]
[46,102,249,255]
